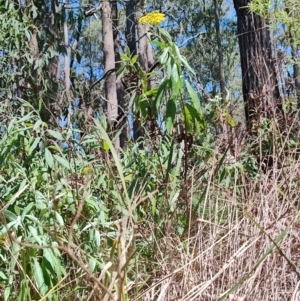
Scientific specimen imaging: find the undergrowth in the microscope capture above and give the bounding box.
[1,100,300,301]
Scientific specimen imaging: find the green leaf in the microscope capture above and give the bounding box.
[120,52,131,61]
[4,287,10,301]
[103,140,110,152]
[43,248,64,280]
[159,28,172,42]
[28,137,40,155]
[33,257,48,295]
[159,47,170,64]
[170,64,180,96]
[89,256,97,273]
[186,81,200,111]
[145,88,158,96]
[98,114,107,130]
[150,194,157,216]
[47,129,64,141]
[154,79,169,111]
[29,225,43,244]
[139,98,148,117]
[183,104,193,133]
[44,148,54,169]
[131,55,138,64]
[21,202,34,218]
[0,271,7,280]
[225,112,236,127]
[183,103,200,134]
[0,174,7,183]
[174,44,195,74]
[94,230,101,247]
[3,210,18,222]
[151,40,167,48]
[53,155,71,170]
[165,98,176,134]
[33,119,43,131]
[55,211,64,226]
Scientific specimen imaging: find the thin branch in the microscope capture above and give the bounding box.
[89,68,117,90]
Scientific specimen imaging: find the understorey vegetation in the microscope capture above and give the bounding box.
[1,0,300,300]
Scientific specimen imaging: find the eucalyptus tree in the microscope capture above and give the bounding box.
[233,0,284,133]
[102,0,119,150]
[248,0,300,109]
[0,0,63,125]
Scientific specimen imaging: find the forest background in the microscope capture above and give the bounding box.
[1,0,300,300]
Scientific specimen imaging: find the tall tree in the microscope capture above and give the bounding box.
[102,1,119,150]
[135,0,157,139]
[213,0,226,101]
[112,1,127,148]
[233,0,284,132]
[284,1,300,107]
[13,0,61,125]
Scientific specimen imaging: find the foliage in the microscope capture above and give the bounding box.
[0,0,32,99]
[118,27,206,137]
[1,0,300,300]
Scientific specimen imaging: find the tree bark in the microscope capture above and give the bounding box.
[112,0,127,149]
[125,0,144,142]
[213,0,226,101]
[125,0,156,143]
[125,0,137,56]
[102,1,119,150]
[285,3,300,107]
[233,0,284,133]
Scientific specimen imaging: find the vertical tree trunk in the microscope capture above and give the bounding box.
[125,0,137,56]
[136,0,149,70]
[135,0,156,138]
[213,0,226,101]
[125,0,156,143]
[125,0,143,142]
[63,2,70,95]
[213,0,229,138]
[285,3,300,107]
[233,0,284,133]
[25,0,60,125]
[102,1,119,150]
[112,1,127,149]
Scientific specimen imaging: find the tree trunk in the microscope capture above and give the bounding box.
[125,0,137,56]
[135,0,156,138]
[285,3,300,107]
[213,0,226,101]
[125,0,156,143]
[125,0,143,142]
[112,1,127,149]
[233,0,284,133]
[102,1,119,151]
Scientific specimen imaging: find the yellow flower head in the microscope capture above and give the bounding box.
[139,11,165,26]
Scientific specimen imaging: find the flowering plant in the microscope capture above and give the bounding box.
[138,11,165,26]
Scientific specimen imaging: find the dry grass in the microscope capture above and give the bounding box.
[135,139,300,301]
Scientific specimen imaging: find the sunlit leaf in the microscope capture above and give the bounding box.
[33,258,48,295]
[53,155,70,170]
[225,112,236,127]
[44,148,54,169]
[186,81,200,111]
[47,129,64,141]
[166,98,176,134]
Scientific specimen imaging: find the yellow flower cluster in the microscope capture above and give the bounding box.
[139,11,165,26]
